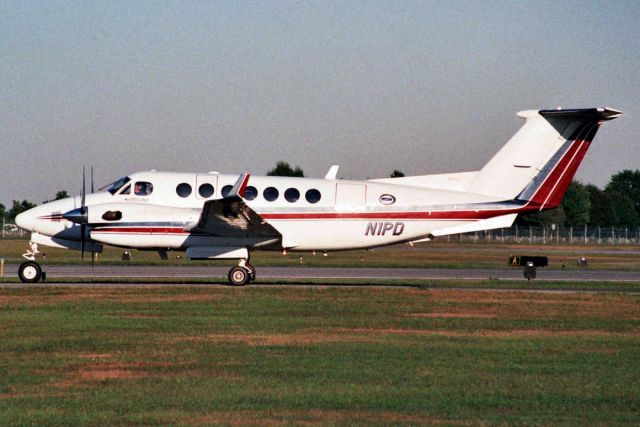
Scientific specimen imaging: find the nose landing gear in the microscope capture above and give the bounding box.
[18,242,47,283]
[18,260,46,283]
[22,240,39,261]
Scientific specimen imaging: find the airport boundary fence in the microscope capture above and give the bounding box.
[457,225,640,245]
[2,222,25,239]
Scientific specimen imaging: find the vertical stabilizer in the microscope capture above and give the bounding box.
[468,108,622,209]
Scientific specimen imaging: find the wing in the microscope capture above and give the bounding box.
[186,173,281,239]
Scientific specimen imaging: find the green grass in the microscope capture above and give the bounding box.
[2,276,640,293]
[1,286,639,425]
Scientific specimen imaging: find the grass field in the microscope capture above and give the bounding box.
[2,238,640,270]
[1,286,639,425]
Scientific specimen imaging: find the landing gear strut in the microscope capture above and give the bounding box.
[227,257,255,286]
[22,240,39,261]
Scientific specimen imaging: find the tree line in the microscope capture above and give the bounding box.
[516,170,640,228]
[1,191,68,223]
[2,164,638,229]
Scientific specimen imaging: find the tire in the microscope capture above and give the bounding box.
[18,261,42,283]
[228,266,250,286]
[523,266,536,281]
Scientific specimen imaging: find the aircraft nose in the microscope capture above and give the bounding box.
[15,209,36,232]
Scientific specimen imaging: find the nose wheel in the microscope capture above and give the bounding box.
[18,261,46,283]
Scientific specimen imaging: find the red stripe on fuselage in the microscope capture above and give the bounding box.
[92,205,544,235]
[260,206,537,221]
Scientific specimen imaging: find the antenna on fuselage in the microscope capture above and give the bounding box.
[324,165,339,180]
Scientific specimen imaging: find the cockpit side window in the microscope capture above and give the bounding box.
[108,177,131,195]
[134,181,153,196]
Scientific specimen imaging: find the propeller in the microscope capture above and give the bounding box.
[79,166,97,268]
[62,165,95,268]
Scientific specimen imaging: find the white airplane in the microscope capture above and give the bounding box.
[15,107,621,285]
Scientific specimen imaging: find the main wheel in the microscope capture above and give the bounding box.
[228,266,250,286]
[18,261,43,283]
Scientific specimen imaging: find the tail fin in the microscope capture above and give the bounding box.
[468,108,622,209]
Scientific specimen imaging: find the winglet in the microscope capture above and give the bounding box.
[324,165,339,180]
[229,173,251,198]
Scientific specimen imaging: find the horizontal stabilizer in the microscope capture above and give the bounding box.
[538,107,622,121]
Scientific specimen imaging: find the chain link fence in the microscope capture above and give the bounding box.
[2,223,25,239]
[454,225,640,245]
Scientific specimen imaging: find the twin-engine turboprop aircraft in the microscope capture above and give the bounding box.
[15,108,622,285]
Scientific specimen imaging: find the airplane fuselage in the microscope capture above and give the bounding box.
[20,171,517,253]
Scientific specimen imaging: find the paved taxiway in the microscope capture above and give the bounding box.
[3,264,640,282]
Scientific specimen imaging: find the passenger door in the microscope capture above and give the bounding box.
[335,183,366,208]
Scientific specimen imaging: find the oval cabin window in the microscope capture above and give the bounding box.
[244,186,258,200]
[176,183,192,198]
[198,183,214,198]
[263,187,279,202]
[221,185,233,197]
[305,189,321,204]
[284,188,300,203]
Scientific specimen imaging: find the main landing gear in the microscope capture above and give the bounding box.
[227,258,256,286]
[18,242,46,283]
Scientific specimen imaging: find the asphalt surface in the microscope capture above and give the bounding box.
[2,263,640,282]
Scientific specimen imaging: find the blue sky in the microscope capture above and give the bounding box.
[1,0,639,206]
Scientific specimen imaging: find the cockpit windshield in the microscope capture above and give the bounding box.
[108,177,131,195]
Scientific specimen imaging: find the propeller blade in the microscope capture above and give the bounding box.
[91,166,94,194]
[81,165,86,209]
